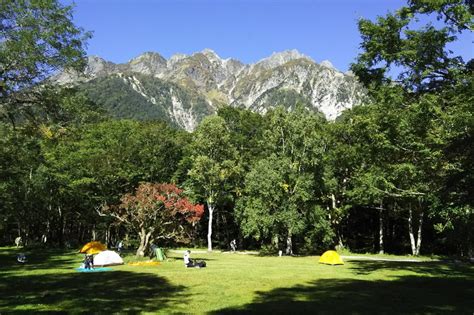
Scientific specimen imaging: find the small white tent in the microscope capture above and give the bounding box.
[94,250,124,266]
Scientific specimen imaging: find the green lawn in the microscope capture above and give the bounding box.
[0,247,473,314]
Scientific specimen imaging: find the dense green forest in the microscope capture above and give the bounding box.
[1,0,472,257]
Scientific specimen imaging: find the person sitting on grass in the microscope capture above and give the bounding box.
[184,250,194,267]
[17,253,27,263]
[183,250,206,268]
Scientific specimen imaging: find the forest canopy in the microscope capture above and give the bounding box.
[0,0,472,258]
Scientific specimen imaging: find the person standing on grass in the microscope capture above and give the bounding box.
[84,254,94,270]
[116,240,123,255]
[15,236,22,247]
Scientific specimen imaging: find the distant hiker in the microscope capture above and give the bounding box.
[230,239,236,252]
[14,236,22,248]
[150,243,158,258]
[116,240,123,255]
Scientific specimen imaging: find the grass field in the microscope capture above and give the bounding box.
[0,247,473,314]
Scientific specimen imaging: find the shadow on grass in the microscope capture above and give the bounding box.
[0,270,188,313]
[215,261,474,314]
[348,260,474,277]
[0,247,78,272]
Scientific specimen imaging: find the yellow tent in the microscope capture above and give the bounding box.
[318,250,344,265]
[80,241,107,255]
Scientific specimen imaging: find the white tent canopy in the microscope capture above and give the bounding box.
[94,250,124,266]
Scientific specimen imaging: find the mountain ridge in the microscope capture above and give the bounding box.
[55,49,365,131]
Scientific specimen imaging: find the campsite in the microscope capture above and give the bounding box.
[1,246,473,313]
[2,0,473,313]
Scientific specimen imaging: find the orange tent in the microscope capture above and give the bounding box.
[80,241,107,255]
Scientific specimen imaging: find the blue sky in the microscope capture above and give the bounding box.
[65,0,472,72]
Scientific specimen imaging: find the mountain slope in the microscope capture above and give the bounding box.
[81,74,213,131]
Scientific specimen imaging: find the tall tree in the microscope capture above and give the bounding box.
[236,107,327,254]
[350,0,473,255]
[0,0,90,123]
[352,0,472,93]
[187,115,239,252]
[102,183,204,256]
[216,107,266,246]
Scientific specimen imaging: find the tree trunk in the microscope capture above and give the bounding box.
[207,202,214,252]
[136,227,151,257]
[415,211,423,256]
[272,234,279,250]
[379,202,384,254]
[46,220,51,242]
[337,233,344,249]
[92,225,96,241]
[285,229,293,255]
[331,194,344,249]
[408,207,416,255]
[24,229,29,247]
[105,225,110,247]
[145,231,152,253]
[331,194,337,210]
[136,228,145,257]
[408,207,423,256]
[62,212,67,247]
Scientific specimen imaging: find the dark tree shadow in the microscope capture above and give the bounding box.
[0,270,188,313]
[214,261,474,314]
[348,260,474,277]
[0,247,78,272]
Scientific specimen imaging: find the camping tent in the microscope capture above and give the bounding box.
[80,241,107,255]
[318,250,344,265]
[94,250,124,266]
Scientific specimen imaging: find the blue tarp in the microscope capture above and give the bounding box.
[75,267,113,272]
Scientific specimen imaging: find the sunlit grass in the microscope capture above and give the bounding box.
[1,247,472,313]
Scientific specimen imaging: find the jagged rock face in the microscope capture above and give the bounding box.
[128,52,167,76]
[55,49,365,130]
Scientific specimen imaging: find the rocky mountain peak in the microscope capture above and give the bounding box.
[127,51,167,75]
[200,48,221,61]
[320,60,335,69]
[85,56,117,77]
[129,51,166,63]
[87,55,112,68]
[256,49,313,69]
[168,53,188,67]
